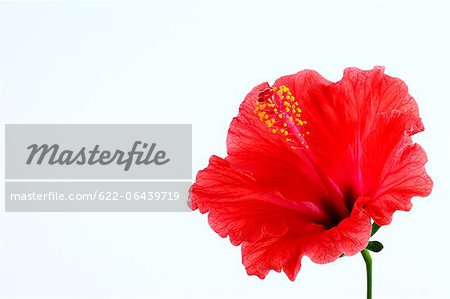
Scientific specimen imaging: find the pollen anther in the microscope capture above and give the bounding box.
[253,85,310,150]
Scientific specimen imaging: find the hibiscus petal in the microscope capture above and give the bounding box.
[190,156,332,246]
[190,156,373,281]
[227,81,325,201]
[361,112,433,225]
[334,67,432,224]
[241,231,306,281]
[305,203,372,264]
[278,67,431,223]
[274,72,361,210]
[227,74,350,222]
[241,203,371,281]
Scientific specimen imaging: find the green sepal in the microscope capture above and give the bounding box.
[371,223,381,237]
[366,240,384,253]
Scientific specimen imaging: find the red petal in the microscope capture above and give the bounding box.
[227,74,350,221]
[242,203,371,281]
[361,112,433,225]
[278,67,432,224]
[190,156,332,246]
[190,156,372,280]
[305,203,372,264]
[241,231,306,281]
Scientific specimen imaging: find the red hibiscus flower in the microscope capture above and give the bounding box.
[189,66,432,282]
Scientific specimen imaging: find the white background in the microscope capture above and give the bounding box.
[1,1,449,298]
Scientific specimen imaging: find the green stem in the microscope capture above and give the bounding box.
[361,249,372,299]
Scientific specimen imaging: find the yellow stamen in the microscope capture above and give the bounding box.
[253,85,310,150]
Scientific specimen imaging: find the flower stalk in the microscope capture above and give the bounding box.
[361,249,372,299]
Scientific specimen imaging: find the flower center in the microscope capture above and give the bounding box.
[254,85,310,150]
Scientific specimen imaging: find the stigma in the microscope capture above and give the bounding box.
[254,85,310,150]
